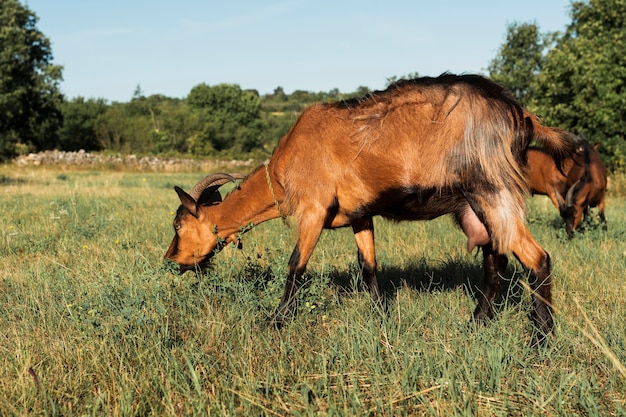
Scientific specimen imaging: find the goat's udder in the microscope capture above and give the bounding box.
[459,206,490,252]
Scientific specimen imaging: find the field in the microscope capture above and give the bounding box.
[1,164,625,416]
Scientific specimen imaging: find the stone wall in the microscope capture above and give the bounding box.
[13,150,255,172]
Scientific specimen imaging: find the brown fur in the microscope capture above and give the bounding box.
[527,139,607,237]
[165,74,575,346]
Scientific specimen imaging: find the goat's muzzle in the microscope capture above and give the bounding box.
[164,235,213,274]
[164,256,213,275]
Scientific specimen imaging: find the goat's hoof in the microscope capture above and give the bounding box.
[472,310,493,325]
[267,311,291,330]
[267,317,284,330]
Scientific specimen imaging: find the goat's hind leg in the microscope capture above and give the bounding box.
[473,244,508,323]
[510,221,554,347]
[468,192,554,346]
[454,204,506,323]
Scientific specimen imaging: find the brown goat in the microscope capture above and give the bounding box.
[527,139,607,237]
[165,74,575,346]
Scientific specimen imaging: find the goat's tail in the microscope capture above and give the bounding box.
[525,111,576,168]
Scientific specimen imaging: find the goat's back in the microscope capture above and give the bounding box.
[274,74,530,206]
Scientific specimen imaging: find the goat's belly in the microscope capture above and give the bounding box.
[374,190,490,252]
[342,189,467,223]
[379,207,457,222]
[361,187,466,221]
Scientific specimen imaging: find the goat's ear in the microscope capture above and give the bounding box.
[174,186,198,217]
[198,189,223,206]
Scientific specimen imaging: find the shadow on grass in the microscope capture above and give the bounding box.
[328,255,527,315]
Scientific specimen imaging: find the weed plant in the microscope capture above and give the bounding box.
[1,166,625,415]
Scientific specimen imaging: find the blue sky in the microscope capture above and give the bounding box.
[25,0,573,102]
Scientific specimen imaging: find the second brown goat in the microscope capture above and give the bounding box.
[527,138,607,237]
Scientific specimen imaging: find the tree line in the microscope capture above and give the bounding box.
[53,84,367,160]
[1,0,624,171]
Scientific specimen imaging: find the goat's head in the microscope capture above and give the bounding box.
[554,180,581,238]
[165,173,244,273]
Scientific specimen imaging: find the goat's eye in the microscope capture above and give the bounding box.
[174,223,181,231]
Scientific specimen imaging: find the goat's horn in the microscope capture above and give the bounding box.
[553,186,566,210]
[565,180,581,206]
[189,173,243,201]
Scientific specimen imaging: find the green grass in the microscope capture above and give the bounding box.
[1,165,625,416]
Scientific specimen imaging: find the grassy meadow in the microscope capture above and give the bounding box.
[1,164,626,416]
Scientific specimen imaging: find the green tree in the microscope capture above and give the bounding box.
[187,83,265,154]
[353,86,371,97]
[151,99,199,155]
[93,95,191,155]
[385,72,420,87]
[533,0,626,170]
[58,97,109,151]
[94,105,128,153]
[488,22,550,106]
[0,0,63,159]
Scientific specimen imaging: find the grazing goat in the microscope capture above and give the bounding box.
[165,74,575,346]
[527,138,607,237]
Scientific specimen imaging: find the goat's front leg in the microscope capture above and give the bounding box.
[473,243,508,322]
[597,195,607,230]
[269,218,323,329]
[352,217,381,304]
[572,206,585,234]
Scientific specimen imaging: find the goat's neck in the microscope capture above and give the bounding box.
[210,167,283,239]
